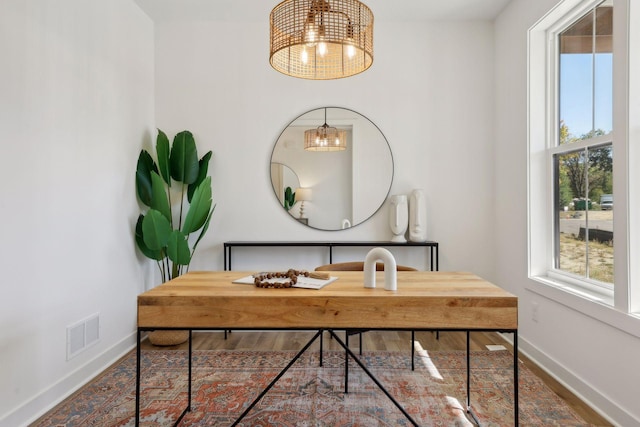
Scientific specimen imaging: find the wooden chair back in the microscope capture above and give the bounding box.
[315,261,418,271]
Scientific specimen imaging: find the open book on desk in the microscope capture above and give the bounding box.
[232,274,338,290]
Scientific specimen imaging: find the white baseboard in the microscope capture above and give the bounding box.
[0,332,138,427]
[501,333,637,427]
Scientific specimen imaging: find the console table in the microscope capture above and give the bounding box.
[223,241,439,271]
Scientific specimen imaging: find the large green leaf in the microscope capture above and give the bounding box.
[182,177,212,234]
[191,205,215,254]
[141,209,172,251]
[167,230,191,265]
[188,151,212,202]
[156,129,171,186]
[135,150,157,206]
[170,131,199,184]
[150,171,171,222]
[135,214,163,260]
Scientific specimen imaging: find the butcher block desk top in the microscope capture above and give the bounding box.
[137,271,518,331]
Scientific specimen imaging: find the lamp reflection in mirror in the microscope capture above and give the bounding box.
[295,187,313,219]
[304,108,347,151]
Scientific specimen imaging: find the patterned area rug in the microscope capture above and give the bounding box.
[33,349,592,426]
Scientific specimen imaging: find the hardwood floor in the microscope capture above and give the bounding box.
[142,330,611,425]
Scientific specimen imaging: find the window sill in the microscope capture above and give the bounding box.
[527,275,640,339]
[538,273,614,305]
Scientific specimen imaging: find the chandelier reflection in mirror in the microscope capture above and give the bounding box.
[269,0,374,80]
[304,107,347,151]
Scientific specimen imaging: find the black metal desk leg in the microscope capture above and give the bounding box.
[319,329,324,367]
[344,332,349,393]
[411,331,415,371]
[466,330,471,409]
[188,330,192,411]
[466,331,481,425]
[514,331,519,426]
[135,329,141,427]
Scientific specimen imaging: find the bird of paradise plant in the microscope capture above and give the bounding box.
[135,129,214,283]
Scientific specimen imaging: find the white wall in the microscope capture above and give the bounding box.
[0,1,154,425]
[495,0,640,425]
[152,10,496,276]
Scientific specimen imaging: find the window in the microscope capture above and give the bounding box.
[530,0,640,326]
[553,3,613,287]
[527,0,623,307]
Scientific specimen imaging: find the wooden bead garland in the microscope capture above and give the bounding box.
[253,269,310,288]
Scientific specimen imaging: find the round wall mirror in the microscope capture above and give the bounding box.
[270,107,393,231]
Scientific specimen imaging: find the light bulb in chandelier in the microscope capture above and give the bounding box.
[346,43,356,58]
[307,29,316,45]
[345,23,356,59]
[318,41,328,57]
[318,130,327,146]
[304,20,317,45]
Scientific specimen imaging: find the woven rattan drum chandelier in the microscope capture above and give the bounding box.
[269,0,374,80]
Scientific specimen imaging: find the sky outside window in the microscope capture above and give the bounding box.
[560,53,612,138]
[558,5,612,140]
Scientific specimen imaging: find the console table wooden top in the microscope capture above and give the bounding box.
[138,271,517,330]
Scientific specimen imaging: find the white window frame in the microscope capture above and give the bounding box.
[528,0,640,335]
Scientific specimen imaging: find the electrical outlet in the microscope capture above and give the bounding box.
[531,301,539,322]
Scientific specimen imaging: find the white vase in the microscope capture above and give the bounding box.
[389,195,408,242]
[409,189,427,242]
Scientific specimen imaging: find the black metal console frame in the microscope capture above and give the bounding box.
[223,241,439,272]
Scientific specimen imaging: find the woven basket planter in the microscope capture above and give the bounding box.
[148,330,189,346]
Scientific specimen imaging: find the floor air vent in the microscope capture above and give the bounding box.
[66,313,100,360]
